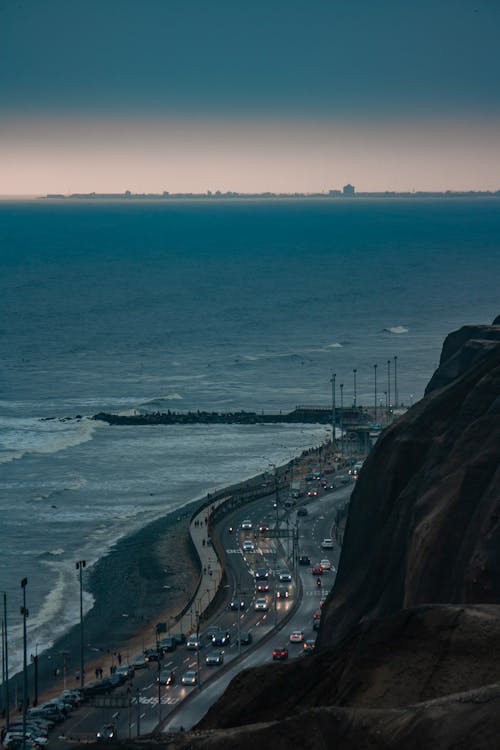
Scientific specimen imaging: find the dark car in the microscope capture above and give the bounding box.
[272,646,289,660]
[238,631,253,645]
[158,668,176,686]
[96,724,117,742]
[159,636,177,652]
[211,629,231,646]
[144,647,162,662]
[299,554,311,565]
[254,568,269,580]
[257,582,270,592]
[229,598,246,611]
[297,507,308,517]
[311,564,323,575]
[81,678,113,697]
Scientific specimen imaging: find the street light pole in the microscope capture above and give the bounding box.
[30,645,38,706]
[3,592,9,729]
[20,578,28,750]
[394,355,398,408]
[387,359,391,417]
[330,372,336,449]
[374,364,378,422]
[76,561,86,688]
[353,368,357,408]
[340,384,344,458]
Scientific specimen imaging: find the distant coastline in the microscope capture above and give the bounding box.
[40,189,500,200]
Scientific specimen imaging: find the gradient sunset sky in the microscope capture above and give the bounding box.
[2,0,499,194]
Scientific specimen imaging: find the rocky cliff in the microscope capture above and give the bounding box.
[93,317,500,749]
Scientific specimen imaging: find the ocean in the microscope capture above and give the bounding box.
[1,197,499,675]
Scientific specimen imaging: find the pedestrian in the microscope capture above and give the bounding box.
[118,652,122,665]
[95,667,99,679]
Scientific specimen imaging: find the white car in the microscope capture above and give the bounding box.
[320,559,332,571]
[241,519,253,530]
[242,540,255,552]
[321,538,334,549]
[289,629,304,643]
[254,597,269,611]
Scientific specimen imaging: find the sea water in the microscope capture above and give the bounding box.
[1,197,499,673]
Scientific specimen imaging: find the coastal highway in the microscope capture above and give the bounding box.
[49,480,352,745]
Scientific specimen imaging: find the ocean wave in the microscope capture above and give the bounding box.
[383,326,409,334]
[0,416,98,464]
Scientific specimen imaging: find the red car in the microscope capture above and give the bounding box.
[311,565,323,575]
[272,646,289,661]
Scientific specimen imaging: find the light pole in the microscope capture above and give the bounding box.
[3,592,9,729]
[387,359,391,417]
[20,578,28,750]
[394,355,398,408]
[340,383,344,458]
[353,368,357,408]
[374,364,378,422]
[76,560,86,687]
[30,645,38,707]
[330,372,336,449]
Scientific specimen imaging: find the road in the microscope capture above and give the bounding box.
[49,478,353,745]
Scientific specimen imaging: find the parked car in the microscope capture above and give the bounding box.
[159,636,177,652]
[131,653,148,669]
[116,664,135,679]
[272,646,289,660]
[144,647,162,662]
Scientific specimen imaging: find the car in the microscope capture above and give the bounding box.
[303,639,316,654]
[258,524,270,534]
[131,653,148,669]
[311,564,323,575]
[144,647,162,662]
[242,540,255,552]
[289,630,304,643]
[81,679,113,697]
[320,478,327,487]
[229,598,246,610]
[338,474,351,484]
[211,629,231,646]
[299,554,311,566]
[254,597,268,611]
[278,570,292,582]
[170,632,186,645]
[159,636,177,652]
[297,507,308,517]
[109,672,127,687]
[254,568,269,580]
[257,582,270,592]
[272,646,289,660]
[186,634,203,650]
[276,587,289,599]
[181,670,198,686]
[237,631,253,645]
[307,489,319,497]
[158,668,176,686]
[205,651,224,666]
[313,611,321,630]
[241,519,253,530]
[96,724,117,742]
[321,538,334,549]
[320,559,332,571]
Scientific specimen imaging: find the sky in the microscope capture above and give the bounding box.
[1,0,499,194]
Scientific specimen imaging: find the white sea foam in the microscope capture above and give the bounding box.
[0,416,98,464]
[384,326,409,334]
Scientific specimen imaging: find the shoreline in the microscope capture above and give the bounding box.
[4,438,341,712]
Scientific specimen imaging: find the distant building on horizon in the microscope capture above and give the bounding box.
[343,184,355,197]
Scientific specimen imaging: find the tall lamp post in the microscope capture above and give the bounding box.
[330,372,336,450]
[387,360,391,420]
[394,355,398,408]
[76,561,86,688]
[339,383,344,458]
[353,369,357,408]
[30,645,38,707]
[374,364,378,421]
[2,592,9,729]
[20,578,28,750]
